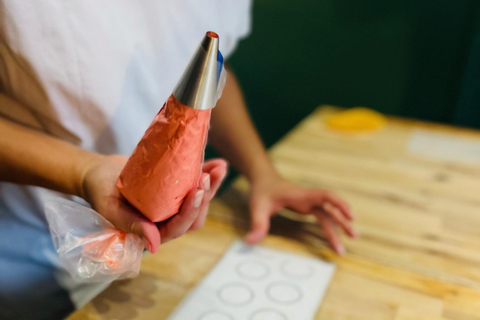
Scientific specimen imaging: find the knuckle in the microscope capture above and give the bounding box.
[189,222,201,231]
[191,218,206,231]
[324,191,335,199]
[169,230,184,240]
[127,220,139,235]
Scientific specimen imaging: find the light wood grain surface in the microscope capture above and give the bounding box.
[69,106,480,320]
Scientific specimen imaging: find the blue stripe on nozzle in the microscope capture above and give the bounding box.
[216,50,224,83]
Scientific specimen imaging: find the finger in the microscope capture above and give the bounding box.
[306,190,353,220]
[158,188,203,244]
[202,158,228,174]
[117,201,161,253]
[317,202,357,238]
[323,192,353,220]
[206,163,227,200]
[189,199,210,231]
[200,172,210,191]
[317,214,345,255]
[245,198,272,245]
[189,174,211,231]
[189,162,228,231]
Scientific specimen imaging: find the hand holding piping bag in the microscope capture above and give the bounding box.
[82,156,227,253]
[45,153,226,282]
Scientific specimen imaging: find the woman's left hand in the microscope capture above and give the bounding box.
[245,173,358,255]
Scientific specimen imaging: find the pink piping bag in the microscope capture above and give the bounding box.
[117,31,226,222]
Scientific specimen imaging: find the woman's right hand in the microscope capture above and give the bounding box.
[81,155,227,253]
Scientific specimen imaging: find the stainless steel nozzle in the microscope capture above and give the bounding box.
[173,31,220,110]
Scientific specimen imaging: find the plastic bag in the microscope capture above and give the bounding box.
[45,198,144,282]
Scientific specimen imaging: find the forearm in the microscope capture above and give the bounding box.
[209,67,278,183]
[0,117,101,198]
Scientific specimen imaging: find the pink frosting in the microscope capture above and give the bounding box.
[117,95,211,222]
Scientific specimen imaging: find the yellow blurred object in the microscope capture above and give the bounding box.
[326,107,386,132]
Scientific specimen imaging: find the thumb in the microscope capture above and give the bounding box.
[245,198,272,245]
[127,216,161,253]
[116,203,161,253]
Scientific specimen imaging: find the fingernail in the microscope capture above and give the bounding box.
[337,244,345,256]
[244,234,255,245]
[202,174,211,191]
[352,229,359,238]
[193,190,204,208]
[143,238,152,252]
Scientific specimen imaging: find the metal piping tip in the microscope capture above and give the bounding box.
[173,32,220,110]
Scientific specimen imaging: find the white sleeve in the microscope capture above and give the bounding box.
[233,0,252,41]
[219,0,252,59]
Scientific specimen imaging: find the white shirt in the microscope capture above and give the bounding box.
[0,1,251,318]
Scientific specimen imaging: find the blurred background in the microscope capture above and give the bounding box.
[225,0,480,148]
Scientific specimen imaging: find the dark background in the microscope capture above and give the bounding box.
[226,0,480,148]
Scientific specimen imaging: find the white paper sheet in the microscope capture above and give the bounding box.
[407,130,480,164]
[167,241,336,320]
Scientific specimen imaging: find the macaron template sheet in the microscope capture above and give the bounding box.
[167,241,336,320]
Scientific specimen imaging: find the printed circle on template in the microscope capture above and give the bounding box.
[266,282,302,305]
[236,260,270,280]
[249,309,287,320]
[280,260,314,280]
[198,311,234,320]
[217,283,254,306]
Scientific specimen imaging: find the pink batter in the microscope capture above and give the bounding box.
[117,94,211,222]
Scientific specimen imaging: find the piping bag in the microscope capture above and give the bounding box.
[118,31,225,222]
[44,32,226,282]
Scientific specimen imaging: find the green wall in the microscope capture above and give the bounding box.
[228,0,480,147]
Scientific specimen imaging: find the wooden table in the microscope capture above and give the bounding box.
[69,106,480,320]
